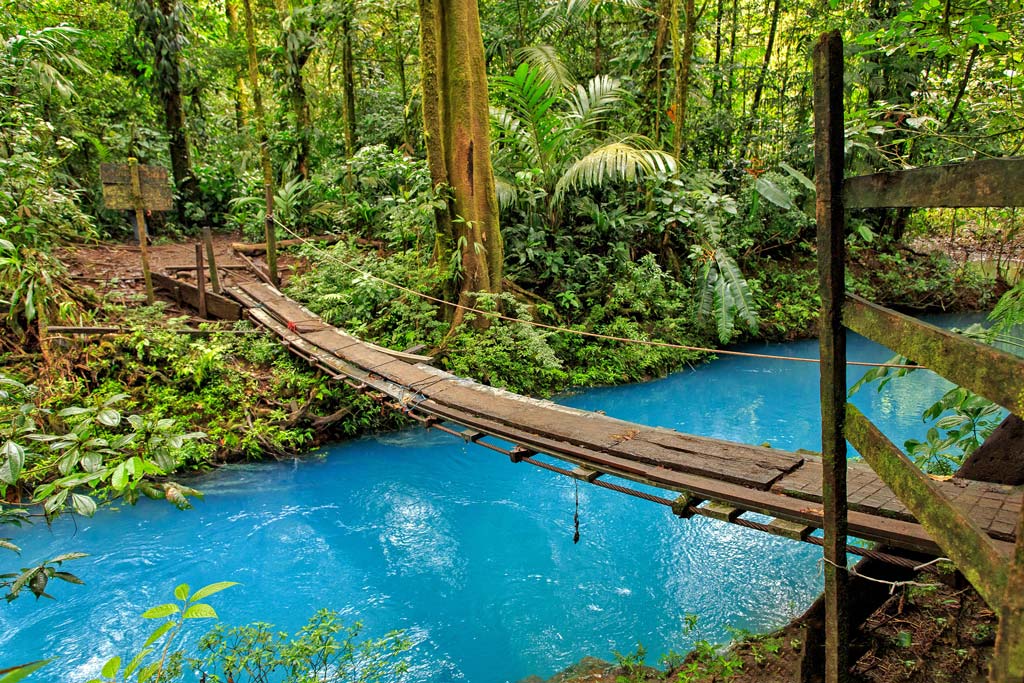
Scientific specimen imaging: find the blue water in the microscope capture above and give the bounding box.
[1,315,985,682]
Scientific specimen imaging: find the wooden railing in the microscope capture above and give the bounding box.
[813,30,1024,683]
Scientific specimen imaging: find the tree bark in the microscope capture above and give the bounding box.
[241,0,278,285]
[670,0,696,160]
[741,0,781,157]
[417,0,503,327]
[225,0,249,133]
[139,0,200,229]
[341,9,357,157]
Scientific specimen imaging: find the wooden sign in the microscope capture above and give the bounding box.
[100,162,173,211]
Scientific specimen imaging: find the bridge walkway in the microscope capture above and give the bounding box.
[225,279,1021,565]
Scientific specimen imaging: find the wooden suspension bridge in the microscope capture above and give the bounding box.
[217,278,1018,570]
[136,31,1024,682]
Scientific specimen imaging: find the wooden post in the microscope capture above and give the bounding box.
[195,242,207,319]
[202,227,221,294]
[990,498,1024,681]
[129,158,155,304]
[814,30,849,683]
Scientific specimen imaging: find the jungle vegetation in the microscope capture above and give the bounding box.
[1,0,1022,678]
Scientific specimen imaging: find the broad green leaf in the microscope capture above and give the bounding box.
[0,659,52,683]
[173,583,190,600]
[71,493,97,517]
[141,621,173,649]
[189,580,238,602]
[110,463,127,491]
[51,571,84,585]
[183,603,217,619]
[753,176,795,210]
[95,409,121,427]
[48,552,88,563]
[100,656,121,678]
[141,603,179,619]
[57,406,92,418]
[778,162,815,192]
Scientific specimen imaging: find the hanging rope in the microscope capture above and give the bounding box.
[269,218,923,369]
[573,479,581,544]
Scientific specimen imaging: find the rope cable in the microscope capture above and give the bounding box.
[271,218,923,368]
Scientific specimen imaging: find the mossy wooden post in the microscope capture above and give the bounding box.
[203,227,221,294]
[241,0,278,287]
[813,31,849,683]
[195,242,207,319]
[991,499,1024,681]
[417,0,503,327]
[129,158,155,304]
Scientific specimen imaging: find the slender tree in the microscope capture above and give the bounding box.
[418,0,503,326]
[135,0,200,228]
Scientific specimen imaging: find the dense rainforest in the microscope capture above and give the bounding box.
[1,0,1023,680]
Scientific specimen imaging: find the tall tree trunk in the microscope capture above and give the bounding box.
[341,10,357,157]
[670,0,696,160]
[282,9,316,179]
[393,7,411,149]
[138,0,200,229]
[225,0,249,133]
[741,0,780,158]
[649,0,672,145]
[418,0,503,328]
[241,0,278,285]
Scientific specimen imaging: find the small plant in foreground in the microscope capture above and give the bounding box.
[87,581,238,683]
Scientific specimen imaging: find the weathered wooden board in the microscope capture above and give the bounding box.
[844,158,1024,209]
[844,294,1024,416]
[100,162,174,211]
[847,404,1010,610]
[152,273,241,320]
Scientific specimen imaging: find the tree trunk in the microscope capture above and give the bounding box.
[225,0,249,133]
[140,0,200,229]
[341,10,357,157]
[741,0,780,158]
[282,9,316,179]
[648,0,672,145]
[670,0,696,160]
[241,0,278,285]
[417,0,503,327]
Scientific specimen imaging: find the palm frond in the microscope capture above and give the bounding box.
[553,142,676,202]
[494,176,519,211]
[567,74,624,127]
[514,45,575,91]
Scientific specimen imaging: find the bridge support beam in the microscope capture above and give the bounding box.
[814,30,850,683]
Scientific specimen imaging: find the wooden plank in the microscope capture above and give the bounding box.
[814,29,850,683]
[844,294,1024,416]
[701,502,742,523]
[846,404,1008,609]
[768,517,815,541]
[844,158,1024,209]
[152,273,242,320]
[100,162,174,211]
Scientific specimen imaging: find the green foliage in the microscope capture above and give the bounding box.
[0,372,205,517]
[86,581,237,683]
[194,608,411,683]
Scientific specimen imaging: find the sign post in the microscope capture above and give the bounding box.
[100,159,173,305]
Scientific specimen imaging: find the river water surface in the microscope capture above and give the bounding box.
[1,316,984,682]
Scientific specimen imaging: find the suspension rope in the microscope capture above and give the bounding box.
[269,218,922,369]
